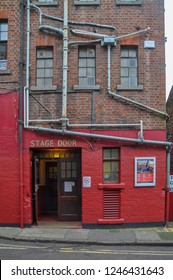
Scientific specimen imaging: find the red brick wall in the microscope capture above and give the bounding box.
[27,0,166,130]
[0,92,20,224]
[81,132,166,224]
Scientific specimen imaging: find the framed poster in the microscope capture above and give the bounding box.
[135,157,156,187]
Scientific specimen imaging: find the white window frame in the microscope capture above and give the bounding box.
[117,46,143,91]
[36,47,54,87]
[78,46,96,87]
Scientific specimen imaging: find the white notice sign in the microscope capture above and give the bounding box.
[83,176,91,188]
[64,182,74,192]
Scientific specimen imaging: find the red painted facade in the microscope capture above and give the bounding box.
[0,0,171,227]
[0,98,167,225]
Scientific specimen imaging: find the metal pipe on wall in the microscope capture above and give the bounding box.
[165,147,171,226]
[61,0,68,129]
[19,0,25,229]
[24,0,31,128]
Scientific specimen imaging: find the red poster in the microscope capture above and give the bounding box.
[135,157,156,186]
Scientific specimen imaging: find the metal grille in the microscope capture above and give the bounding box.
[104,190,120,219]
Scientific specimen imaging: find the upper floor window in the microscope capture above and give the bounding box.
[116,0,142,5]
[74,0,100,5]
[0,21,8,70]
[120,46,138,87]
[103,148,120,183]
[36,48,53,87]
[78,47,96,87]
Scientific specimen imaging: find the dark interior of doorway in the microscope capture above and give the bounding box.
[32,148,81,226]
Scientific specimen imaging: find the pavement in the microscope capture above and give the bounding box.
[1,222,173,245]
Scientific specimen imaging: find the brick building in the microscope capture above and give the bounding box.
[166,86,173,220]
[0,0,171,228]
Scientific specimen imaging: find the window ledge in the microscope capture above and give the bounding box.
[31,86,57,92]
[98,218,125,224]
[0,69,11,75]
[73,85,100,91]
[74,0,100,5]
[117,85,143,91]
[98,183,125,190]
[116,0,142,5]
[32,1,59,6]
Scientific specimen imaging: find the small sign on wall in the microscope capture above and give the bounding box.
[83,176,91,188]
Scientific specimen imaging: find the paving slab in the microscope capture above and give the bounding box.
[65,229,90,241]
[135,230,161,241]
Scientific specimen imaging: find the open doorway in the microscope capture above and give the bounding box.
[32,149,81,225]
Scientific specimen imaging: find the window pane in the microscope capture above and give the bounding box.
[121,50,128,57]
[0,59,7,70]
[61,162,65,178]
[45,59,53,67]
[0,42,7,59]
[87,58,95,67]
[104,161,111,173]
[45,68,53,77]
[129,58,137,67]
[0,23,8,32]
[45,49,53,58]
[121,77,129,86]
[121,68,128,77]
[121,58,128,67]
[87,67,95,76]
[79,49,87,57]
[88,76,95,85]
[129,67,137,76]
[0,32,8,41]
[79,68,87,77]
[37,60,44,68]
[45,78,52,86]
[0,23,8,41]
[87,48,95,57]
[112,149,119,159]
[37,78,45,87]
[129,76,137,86]
[79,58,87,67]
[37,50,45,58]
[37,69,44,78]
[79,77,87,86]
[129,50,136,57]
[104,149,111,159]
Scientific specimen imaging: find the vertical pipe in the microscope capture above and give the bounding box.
[19,0,24,229]
[107,44,111,91]
[25,0,31,127]
[165,147,171,227]
[61,0,68,129]
[91,91,95,125]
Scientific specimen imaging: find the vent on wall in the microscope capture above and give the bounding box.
[104,190,120,219]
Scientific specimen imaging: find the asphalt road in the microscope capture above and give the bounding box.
[1,238,173,260]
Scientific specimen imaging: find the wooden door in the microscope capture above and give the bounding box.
[58,158,81,221]
[45,162,58,214]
